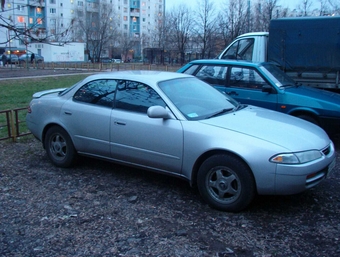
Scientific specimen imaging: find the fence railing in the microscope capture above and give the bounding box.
[17,61,180,72]
[0,107,31,141]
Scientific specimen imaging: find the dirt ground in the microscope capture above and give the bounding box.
[0,136,339,257]
[1,67,340,256]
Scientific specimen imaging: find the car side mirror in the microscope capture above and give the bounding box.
[262,85,273,93]
[147,105,171,119]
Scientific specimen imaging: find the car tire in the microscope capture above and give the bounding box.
[197,154,256,212]
[296,114,319,126]
[44,126,76,168]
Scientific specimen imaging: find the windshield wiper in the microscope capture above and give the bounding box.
[207,108,234,119]
[234,103,247,111]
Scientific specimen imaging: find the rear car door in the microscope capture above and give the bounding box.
[60,79,117,157]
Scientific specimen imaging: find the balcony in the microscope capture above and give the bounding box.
[29,0,45,7]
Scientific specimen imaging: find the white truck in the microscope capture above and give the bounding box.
[218,16,340,91]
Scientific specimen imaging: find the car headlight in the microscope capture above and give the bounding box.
[270,150,322,164]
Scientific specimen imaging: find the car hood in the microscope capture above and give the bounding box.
[285,85,340,105]
[199,105,330,150]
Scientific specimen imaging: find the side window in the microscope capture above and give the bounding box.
[115,80,166,113]
[196,65,227,86]
[182,64,199,75]
[229,67,268,90]
[73,79,117,107]
[221,38,254,61]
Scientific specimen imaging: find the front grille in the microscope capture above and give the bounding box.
[322,145,331,156]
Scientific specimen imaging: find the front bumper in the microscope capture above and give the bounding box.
[274,142,336,195]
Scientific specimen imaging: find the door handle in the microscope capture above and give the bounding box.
[114,121,126,126]
[227,91,238,96]
[64,111,72,115]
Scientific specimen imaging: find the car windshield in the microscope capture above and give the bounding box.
[158,77,238,120]
[260,63,296,88]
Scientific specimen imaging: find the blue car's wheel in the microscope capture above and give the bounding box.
[197,154,256,212]
[44,126,76,168]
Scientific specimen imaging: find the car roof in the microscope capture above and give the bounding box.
[82,70,193,85]
[187,59,263,68]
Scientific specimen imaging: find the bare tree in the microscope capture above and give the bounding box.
[299,0,315,16]
[76,3,117,62]
[252,0,278,31]
[193,0,219,59]
[166,4,194,65]
[218,0,248,46]
[119,32,136,62]
[327,0,340,15]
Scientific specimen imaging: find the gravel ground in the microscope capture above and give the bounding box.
[1,67,340,256]
[1,135,339,257]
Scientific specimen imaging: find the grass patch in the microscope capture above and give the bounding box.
[0,74,89,110]
[0,74,89,140]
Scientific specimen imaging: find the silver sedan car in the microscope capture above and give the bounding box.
[26,71,336,212]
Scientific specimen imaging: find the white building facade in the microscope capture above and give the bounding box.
[0,0,165,61]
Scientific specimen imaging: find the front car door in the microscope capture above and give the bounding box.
[194,64,279,110]
[110,80,184,174]
[225,66,278,110]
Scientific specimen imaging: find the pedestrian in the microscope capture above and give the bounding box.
[2,54,7,67]
[31,53,35,64]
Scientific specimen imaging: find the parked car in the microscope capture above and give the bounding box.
[100,58,112,63]
[113,59,122,63]
[178,59,340,135]
[26,71,336,212]
[1,54,19,64]
[19,53,44,63]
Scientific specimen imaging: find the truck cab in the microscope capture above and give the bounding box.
[218,32,268,63]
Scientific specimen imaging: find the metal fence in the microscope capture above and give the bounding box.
[0,107,31,141]
[18,61,180,72]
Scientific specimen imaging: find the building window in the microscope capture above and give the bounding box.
[29,18,33,24]
[60,3,63,7]
[124,24,127,29]
[37,18,43,24]
[50,8,56,13]
[50,0,56,3]
[17,5,25,11]
[17,16,25,23]
[78,1,83,6]
[36,7,42,13]
[123,16,127,21]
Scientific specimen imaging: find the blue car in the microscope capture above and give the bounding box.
[178,59,340,135]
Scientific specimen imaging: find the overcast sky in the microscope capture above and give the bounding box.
[165,0,318,11]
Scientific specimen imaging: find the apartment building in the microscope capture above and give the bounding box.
[0,0,165,60]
